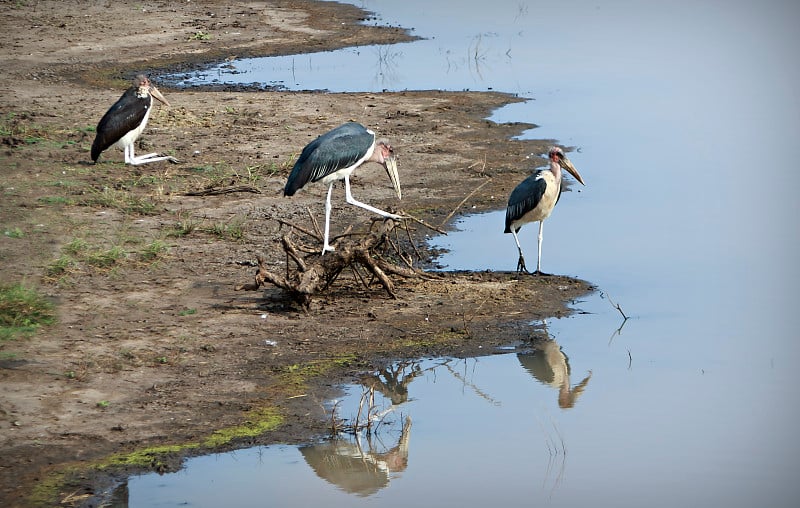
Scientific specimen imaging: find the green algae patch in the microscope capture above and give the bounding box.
[203,406,283,448]
[99,407,284,471]
[27,470,71,507]
[27,405,285,506]
[102,442,201,471]
[278,353,361,394]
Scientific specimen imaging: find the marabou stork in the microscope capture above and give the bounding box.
[284,122,402,254]
[504,146,584,275]
[91,74,177,165]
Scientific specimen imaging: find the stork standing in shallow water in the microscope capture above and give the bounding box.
[91,74,177,165]
[284,122,402,254]
[504,146,585,275]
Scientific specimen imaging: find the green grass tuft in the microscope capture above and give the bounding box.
[0,283,55,342]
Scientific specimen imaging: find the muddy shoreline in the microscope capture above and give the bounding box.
[0,2,593,505]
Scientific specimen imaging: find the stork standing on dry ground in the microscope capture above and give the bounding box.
[284,121,402,254]
[504,146,585,275]
[91,74,177,165]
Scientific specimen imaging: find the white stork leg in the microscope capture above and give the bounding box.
[511,228,529,274]
[536,220,545,275]
[125,144,178,165]
[322,183,335,254]
[343,176,401,220]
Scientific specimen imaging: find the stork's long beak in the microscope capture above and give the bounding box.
[561,156,585,185]
[149,85,170,107]
[385,156,402,200]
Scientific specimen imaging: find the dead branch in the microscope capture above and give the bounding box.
[184,185,261,196]
[236,219,431,307]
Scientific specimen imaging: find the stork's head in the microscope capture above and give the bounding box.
[133,74,170,107]
[376,139,402,200]
[549,146,584,185]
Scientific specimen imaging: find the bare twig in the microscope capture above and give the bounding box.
[269,215,321,241]
[399,212,447,235]
[404,222,423,260]
[306,206,323,240]
[438,178,491,229]
[603,291,628,321]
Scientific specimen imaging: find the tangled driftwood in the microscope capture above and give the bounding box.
[235,217,438,307]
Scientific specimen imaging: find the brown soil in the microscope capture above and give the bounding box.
[0,1,593,506]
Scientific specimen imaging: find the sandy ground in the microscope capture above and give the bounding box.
[0,1,593,505]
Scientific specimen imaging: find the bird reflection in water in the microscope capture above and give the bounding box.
[301,362,423,496]
[518,327,592,409]
[300,415,412,497]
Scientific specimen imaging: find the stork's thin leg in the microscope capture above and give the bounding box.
[533,220,551,276]
[344,176,401,220]
[126,144,179,165]
[511,229,529,274]
[322,183,335,254]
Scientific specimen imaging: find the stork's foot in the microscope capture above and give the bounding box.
[516,255,530,274]
[129,153,180,165]
[321,244,336,255]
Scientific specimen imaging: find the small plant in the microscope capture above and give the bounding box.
[188,30,211,41]
[45,255,77,280]
[3,227,24,238]
[168,210,203,238]
[141,240,169,262]
[96,400,110,409]
[178,308,197,316]
[0,283,55,342]
[208,217,246,241]
[38,196,72,206]
[63,238,88,256]
[84,245,127,269]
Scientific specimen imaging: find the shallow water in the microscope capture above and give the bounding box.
[127,0,800,505]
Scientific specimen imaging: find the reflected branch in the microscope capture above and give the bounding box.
[442,359,501,406]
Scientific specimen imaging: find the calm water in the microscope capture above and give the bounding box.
[127,0,800,506]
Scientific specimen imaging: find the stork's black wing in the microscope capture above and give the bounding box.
[284,122,375,196]
[91,87,149,162]
[504,172,548,233]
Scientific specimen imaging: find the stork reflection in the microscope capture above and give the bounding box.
[518,330,592,409]
[300,415,412,497]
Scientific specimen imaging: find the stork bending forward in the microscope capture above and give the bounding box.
[284,122,402,254]
[504,147,584,275]
[91,74,177,165]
